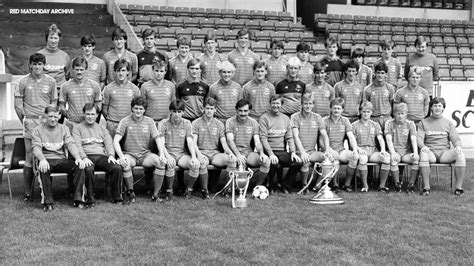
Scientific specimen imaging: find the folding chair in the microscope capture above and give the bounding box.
[0,138,26,200]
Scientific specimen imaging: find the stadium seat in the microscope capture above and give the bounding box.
[391,17,404,26]
[415,26,429,35]
[223,29,236,41]
[250,10,265,20]
[430,36,444,46]
[246,20,260,31]
[415,18,429,27]
[301,31,317,43]
[464,69,474,80]
[190,39,203,52]
[278,11,293,22]
[133,25,148,35]
[461,57,474,68]
[326,23,341,34]
[216,18,232,28]
[230,19,246,30]
[205,8,221,18]
[404,26,417,35]
[441,26,453,37]
[352,34,367,44]
[264,11,279,21]
[175,7,191,17]
[192,28,209,40]
[392,35,405,45]
[456,37,469,47]
[212,29,226,39]
[421,0,432,8]
[144,5,160,16]
[260,20,275,31]
[365,35,379,45]
[452,27,465,36]
[254,31,271,42]
[159,28,176,39]
[392,45,406,56]
[378,0,389,6]
[166,50,176,59]
[199,18,216,29]
[125,15,136,26]
[438,68,451,80]
[285,42,298,54]
[167,17,184,28]
[447,57,462,68]
[378,25,391,34]
[134,15,150,25]
[365,45,379,56]
[432,0,443,8]
[366,25,379,35]
[251,42,268,53]
[406,46,417,54]
[450,69,465,81]
[388,0,400,6]
[353,24,367,34]
[119,4,129,14]
[190,7,207,18]
[176,28,193,39]
[378,16,392,25]
[289,22,305,32]
[275,21,290,31]
[151,16,168,27]
[445,46,459,56]
[365,56,378,67]
[327,14,341,23]
[271,31,286,41]
[429,26,442,36]
[217,40,235,52]
[154,38,169,51]
[340,23,353,34]
[403,17,416,26]
[160,6,175,17]
[235,9,251,20]
[128,5,144,15]
[405,35,417,45]
[378,34,391,42]
[341,14,353,22]
[391,25,404,34]
[436,56,448,68]
[221,9,236,19]
[443,1,454,8]
[183,17,201,29]
[285,31,301,42]
[444,36,456,46]
[311,42,326,54]
[411,0,421,7]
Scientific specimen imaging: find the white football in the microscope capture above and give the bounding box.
[252,185,269,199]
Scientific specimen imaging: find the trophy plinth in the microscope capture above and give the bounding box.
[230,164,253,208]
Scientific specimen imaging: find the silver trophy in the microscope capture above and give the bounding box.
[229,162,254,208]
[309,156,344,205]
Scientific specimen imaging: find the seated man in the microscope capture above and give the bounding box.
[72,103,123,205]
[159,100,200,199]
[342,101,390,193]
[291,93,330,194]
[418,97,466,196]
[226,99,270,188]
[113,97,167,203]
[323,98,359,191]
[192,98,235,199]
[32,105,86,211]
[384,103,420,193]
[259,95,301,194]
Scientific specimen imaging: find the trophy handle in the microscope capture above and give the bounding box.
[230,171,236,208]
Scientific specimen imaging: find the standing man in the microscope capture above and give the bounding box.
[176,58,209,121]
[59,57,102,131]
[363,62,394,129]
[319,36,344,87]
[208,61,242,123]
[38,24,70,89]
[226,99,270,189]
[243,61,275,120]
[141,60,176,123]
[136,28,169,86]
[103,28,138,85]
[275,57,306,117]
[394,68,430,125]
[259,95,302,194]
[227,28,260,85]
[32,105,86,211]
[102,59,141,137]
[80,34,106,89]
[169,36,193,85]
[72,103,123,205]
[14,53,57,201]
[334,59,364,123]
[113,97,168,203]
[295,41,314,85]
[305,62,335,117]
[265,40,287,85]
[199,32,227,85]
[192,98,235,199]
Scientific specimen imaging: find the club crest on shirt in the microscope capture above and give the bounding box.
[263,88,270,95]
[211,127,218,135]
[311,121,317,128]
[231,89,238,96]
[369,127,375,135]
[179,129,186,137]
[295,84,302,92]
[384,90,389,97]
[248,58,255,65]
[355,88,360,95]
[90,63,98,71]
[86,88,94,96]
[197,86,205,95]
[42,85,50,94]
[324,91,330,98]
[361,73,367,80]
[417,93,424,101]
[142,125,149,133]
[246,127,252,134]
[127,90,133,97]
[402,128,409,135]
[339,125,345,132]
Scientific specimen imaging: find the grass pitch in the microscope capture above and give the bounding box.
[1,163,473,264]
